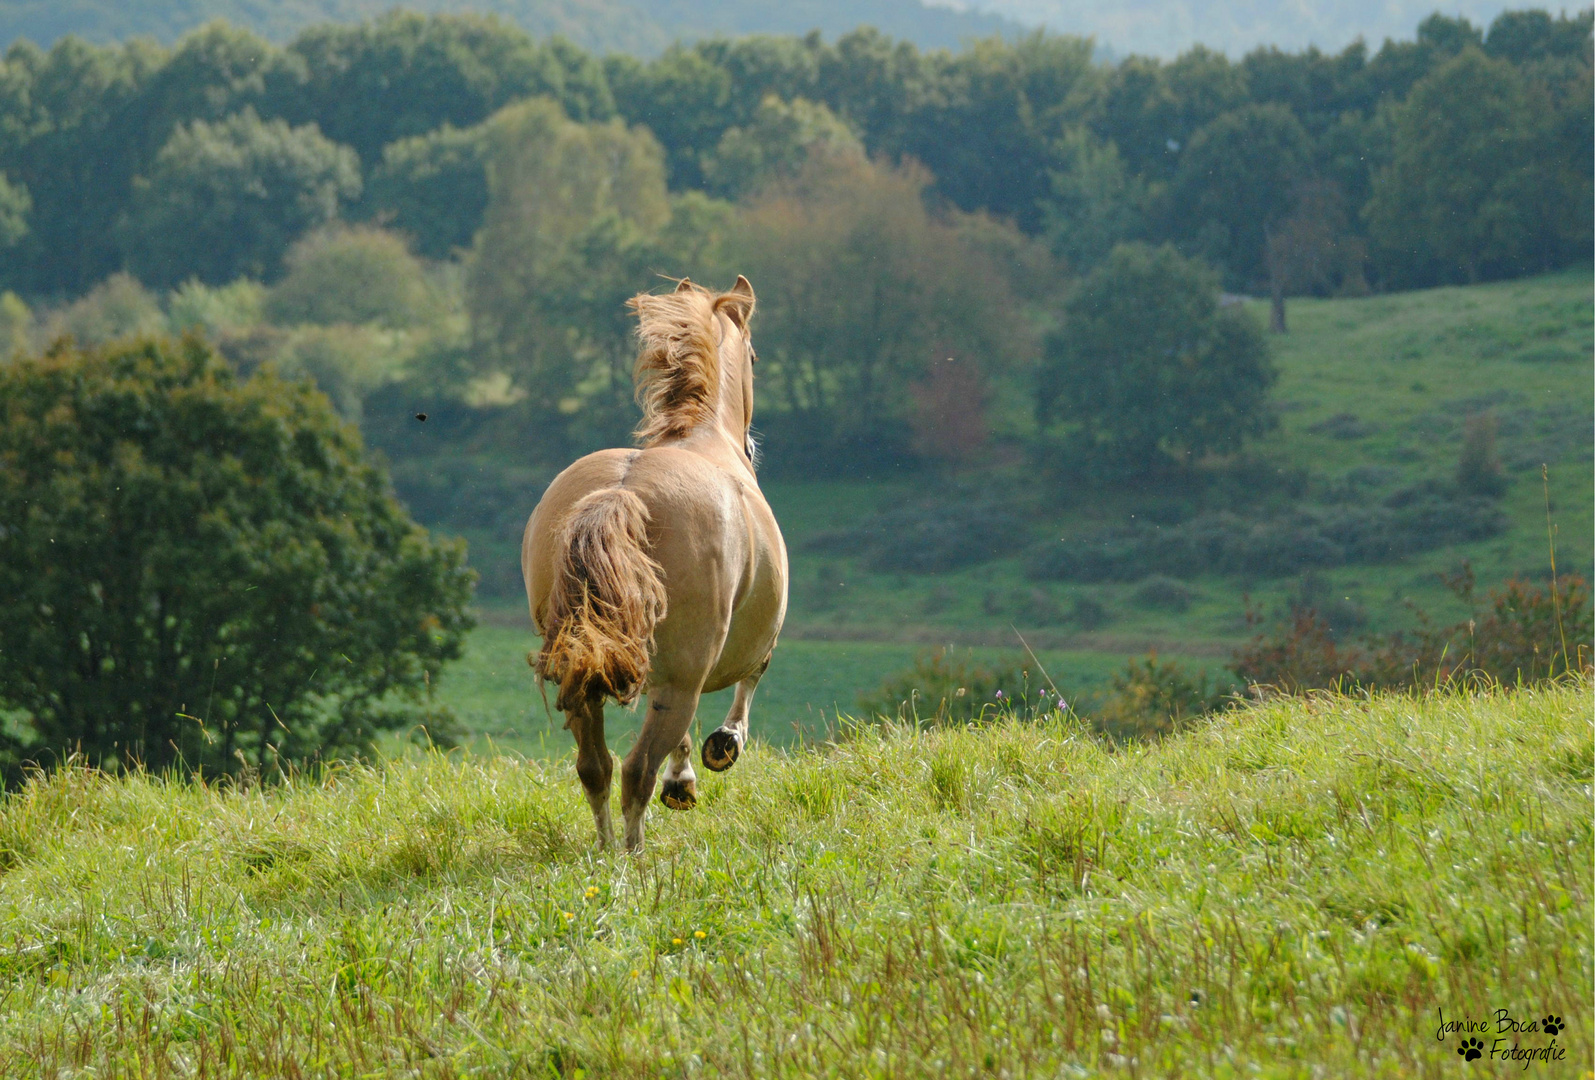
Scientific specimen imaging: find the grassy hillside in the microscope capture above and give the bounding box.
[448,271,1592,752]
[0,0,1023,56]
[2,684,1589,1074]
[758,269,1592,651]
[425,624,1161,757]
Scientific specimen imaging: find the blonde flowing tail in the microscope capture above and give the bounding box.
[536,488,667,712]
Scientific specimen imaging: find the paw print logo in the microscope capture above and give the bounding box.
[1541,1014,1563,1036]
[1457,1036,1484,1061]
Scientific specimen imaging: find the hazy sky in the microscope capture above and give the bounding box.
[952,1,1555,57]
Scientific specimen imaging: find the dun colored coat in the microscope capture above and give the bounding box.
[522,276,788,851]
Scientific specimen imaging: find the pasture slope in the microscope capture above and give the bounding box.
[448,269,1593,747]
[1,682,1590,1076]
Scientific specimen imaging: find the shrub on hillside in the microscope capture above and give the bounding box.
[1455,411,1508,495]
[857,648,1027,726]
[1026,485,1506,582]
[805,497,1028,574]
[0,336,475,781]
[1231,566,1592,691]
[1131,574,1198,612]
[1036,243,1276,480]
[1093,653,1234,742]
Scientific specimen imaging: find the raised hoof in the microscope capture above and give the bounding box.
[659,778,697,811]
[702,729,741,772]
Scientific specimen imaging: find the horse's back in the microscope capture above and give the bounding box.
[524,445,785,692]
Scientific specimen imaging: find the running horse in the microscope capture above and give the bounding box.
[522,276,788,851]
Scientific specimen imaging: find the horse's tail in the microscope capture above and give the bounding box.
[535,487,667,712]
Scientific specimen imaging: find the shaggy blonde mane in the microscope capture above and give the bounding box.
[629,280,751,445]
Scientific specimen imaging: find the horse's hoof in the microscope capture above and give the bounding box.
[702,729,740,772]
[659,778,697,811]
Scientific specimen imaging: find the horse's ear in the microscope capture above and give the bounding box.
[674,278,694,293]
[720,275,756,331]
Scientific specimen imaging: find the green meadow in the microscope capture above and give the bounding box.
[437,270,1593,756]
[757,269,1592,647]
[3,683,1588,1075]
[424,623,1149,758]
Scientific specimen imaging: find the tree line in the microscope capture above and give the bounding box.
[0,9,1586,298]
[0,8,1588,476]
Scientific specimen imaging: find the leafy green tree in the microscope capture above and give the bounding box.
[132,22,296,158]
[362,124,489,258]
[0,336,473,778]
[905,33,1098,232]
[1170,103,1311,313]
[237,323,414,423]
[466,97,674,448]
[41,272,167,345]
[812,28,929,161]
[0,290,29,357]
[1484,9,1595,62]
[1263,178,1368,324]
[701,95,861,199]
[692,34,824,125]
[1354,13,1485,106]
[733,152,1035,469]
[280,13,615,167]
[1365,47,1583,285]
[1037,242,1275,479]
[121,108,361,287]
[1089,46,1248,183]
[1042,128,1147,271]
[0,36,158,295]
[166,277,266,338]
[605,47,732,188]
[0,172,28,248]
[266,225,438,329]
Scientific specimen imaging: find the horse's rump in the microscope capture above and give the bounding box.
[535,486,668,711]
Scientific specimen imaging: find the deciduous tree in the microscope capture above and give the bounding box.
[1037,242,1275,479]
[120,109,360,287]
[0,336,474,779]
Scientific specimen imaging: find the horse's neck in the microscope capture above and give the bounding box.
[662,417,751,479]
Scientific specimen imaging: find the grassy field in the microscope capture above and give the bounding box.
[434,270,1592,756]
[756,269,1592,648]
[2,683,1589,1075]
[425,624,1166,758]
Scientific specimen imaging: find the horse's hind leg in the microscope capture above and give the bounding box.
[658,731,698,811]
[567,692,614,849]
[620,684,701,851]
[703,660,769,773]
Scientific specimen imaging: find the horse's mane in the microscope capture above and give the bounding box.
[629,280,748,446]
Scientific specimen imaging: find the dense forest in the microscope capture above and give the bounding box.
[0,0,1019,57]
[0,8,1587,490]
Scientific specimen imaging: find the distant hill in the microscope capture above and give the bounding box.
[966,0,1530,57]
[0,0,1027,55]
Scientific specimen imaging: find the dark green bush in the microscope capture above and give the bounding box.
[0,336,475,780]
[1026,485,1506,582]
[857,647,1028,726]
[1093,653,1234,742]
[1455,412,1508,496]
[1131,575,1198,612]
[806,498,1028,574]
[1231,567,1593,691]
